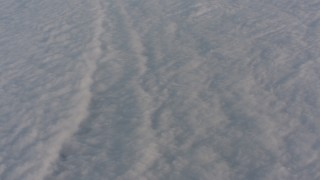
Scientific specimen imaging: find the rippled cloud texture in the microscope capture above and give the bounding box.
[1,0,320,179]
